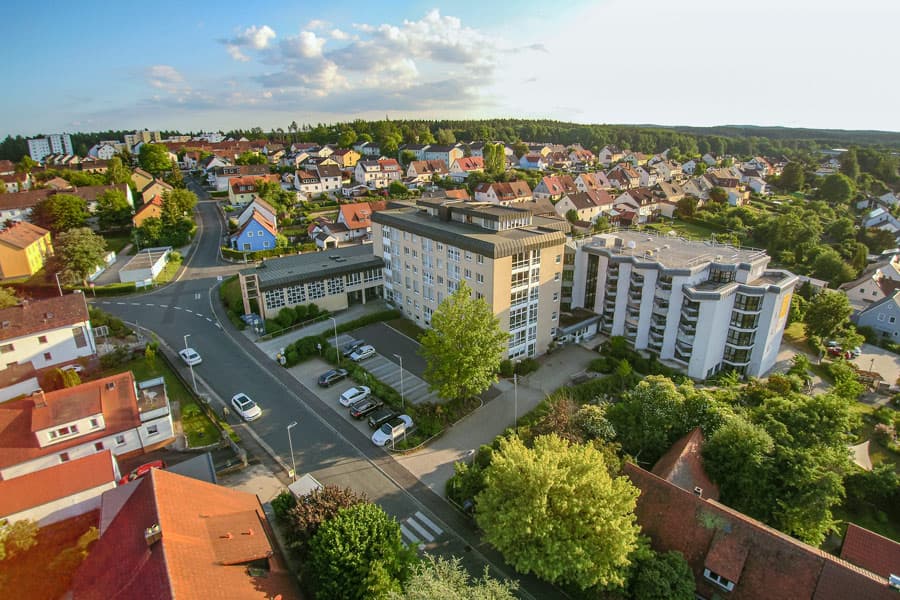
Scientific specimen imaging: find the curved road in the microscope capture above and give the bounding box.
[94,181,559,597]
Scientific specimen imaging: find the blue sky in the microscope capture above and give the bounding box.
[3,0,899,136]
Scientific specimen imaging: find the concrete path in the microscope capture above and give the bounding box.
[91,243,135,285]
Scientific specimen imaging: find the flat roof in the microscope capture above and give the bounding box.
[373,207,567,259]
[584,230,768,269]
[244,244,383,289]
[121,248,170,272]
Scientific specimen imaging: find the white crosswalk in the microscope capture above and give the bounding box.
[400,511,444,547]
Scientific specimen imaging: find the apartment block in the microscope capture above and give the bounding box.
[571,231,796,379]
[372,198,568,359]
[27,133,73,162]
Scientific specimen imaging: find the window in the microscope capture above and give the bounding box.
[146,424,159,436]
[94,442,104,451]
[327,277,344,295]
[703,569,735,592]
[464,268,472,279]
[447,246,460,262]
[554,273,561,281]
[476,273,484,284]
[286,284,306,305]
[38,335,48,344]
[308,281,326,300]
[476,292,484,300]
[891,317,897,324]
[0,343,13,354]
[553,292,559,302]
[552,311,558,321]
[59,452,70,463]
[465,251,473,262]
[476,255,484,264]
[89,418,100,429]
[555,254,562,264]
[43,352,52,361]
[878,313,886,322]
[264,289,286,310]
[115,434,126,446]
[247,231,254,237]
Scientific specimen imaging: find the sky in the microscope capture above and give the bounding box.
[3,0,899,136]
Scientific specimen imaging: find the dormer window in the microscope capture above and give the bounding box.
[703,568,735,592]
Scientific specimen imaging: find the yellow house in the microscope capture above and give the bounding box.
[132,195,164,228]
[0,222,53,279]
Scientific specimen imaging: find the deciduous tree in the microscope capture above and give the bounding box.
[475,434,640,590]
[803,289,852,340]
[53,227,107,284]
[30,194,88,233]
[779,161,805,191]
[283,485,366,557]
[95,189,132,231]
[422,281,508,400]
[0,287,20,308]
[819,173,855,204]
[388,555,518,600]
[138,143,172,176]
[628,550,695,600]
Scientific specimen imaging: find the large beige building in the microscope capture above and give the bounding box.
[372,198,568,359]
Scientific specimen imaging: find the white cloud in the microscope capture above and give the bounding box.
[329,28,349,40]
[222,24,276,61]
[282,31,325,58]
[305,19,329,30]
[146,65,185,92]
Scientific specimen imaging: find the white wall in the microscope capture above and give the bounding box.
[0,428,143,480]
[1,321,95,372]
[3,481,116,527]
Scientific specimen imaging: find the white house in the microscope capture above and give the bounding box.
[354,159,402,189]
[554,190,613,222]
[423,145,464,166]
[237,197,278,229]
[0,294,96,374]
[519,154,547,170]
[637,166,659,188]
[449,156,484,182]
[400,144,431,161]
[0,372,175,481]
[316,164,342,193]
[682,160,698,175]
[294,169,323,195]
[533,175,578,201]
[747,177,768,195]
[87,142,121,160]
[353,141,381,156]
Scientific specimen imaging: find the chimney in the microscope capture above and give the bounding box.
[33,389,48,408]
[145,524,162,546]
[693,486,703,498]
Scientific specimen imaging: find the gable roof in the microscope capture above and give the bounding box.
[317,164,342,178]
[409,160,449,175]
[72,469,299,600]
[339,201,386,230]
[651,427,720,500]
[453,156,484,171]
[0,293,88,342]
[233,210,277,239]
[0,188,54,210]
[445,188,470,200]
[841,523,900,578]
[0,221,49,249]
[0,450,116,517]
[539,175,577,195]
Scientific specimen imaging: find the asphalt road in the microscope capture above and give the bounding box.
[93,183,561,598]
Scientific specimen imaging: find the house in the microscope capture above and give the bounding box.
[625,447,899,599]
[519,153,547,170]
[228,176,260,206]
[317,164,342,193]
[744,156,774,175]
[747,177,768,195]
[682,159,698,175]
[199,154,230,173]
[0,172,32,193]
[87,142,120,160]
[616,187,659,222]
[230,211,278,252]
[0,160,15,175]
[353,159,402,189]
[623,152,650,167]
[130,168,155,193]
[568,148,595,166]
[0,450,118,526]
[330,147,361,168]
[636,166,659,188]
[407,160,449,181]
[136,178,174,204]
[0,293,95,374]
[554,190,613,222]
[683,176,715,201]
[877,192,899,208]
[863,207,900,232]
[607,167,636,190]
[399,143,431,161]
[597,145,624,166]
[533,175,578,201]
[207,164,268,192]
[653,160,683,181]
[353,141,381,156]
[655,181,685,204]
[575,172,611,193]
[702,152,718,166]
[449,156,484,182]
[71,469,299,600]
[0,372,174,480]
[650,428,720,500]
[854,290,900,341]
[237,197,278,229]
[132,195,163,228]
[337,200,387,242]
[45,176,73,191]
[0,221,53,279]
[423,144,464,166]
[841,523,900,580]
[294,169,323,196]
[473,181,533,204]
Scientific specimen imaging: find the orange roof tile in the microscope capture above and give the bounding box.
[0,293,89,342]
[650,427,720,500]
[0,221,50,249]
[840,523,900,579]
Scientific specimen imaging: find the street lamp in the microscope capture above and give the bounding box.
[393,354,405,410]
[513,371,518,435]
[286,421,298,482]
[54,272,63,297]
[327,316,339,364]
[183,334,197,393]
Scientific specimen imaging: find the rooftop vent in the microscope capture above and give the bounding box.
[693,486,703,497]
[145,524,162,546]
[105,382,116,391]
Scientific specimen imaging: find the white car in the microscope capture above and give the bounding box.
[60,364,85,373]
[372,414,414,447]
[231,393,262,421]
[179,348,202,366]
[339,385,371,407]
[349,344,376,362]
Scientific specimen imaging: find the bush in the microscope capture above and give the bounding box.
[283,335,329,366]
[588,357,614,374]
[76,282,137,296]
[272,490,297,522]
[873,423,896,446]
[498,359,514,377]
[99,346,132,369]
[515,357,539,376]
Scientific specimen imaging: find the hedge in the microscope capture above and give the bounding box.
[75,282,138,296]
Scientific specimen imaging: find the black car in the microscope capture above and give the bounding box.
[341,339,366,357]
[317,368,349,387]
[367,407,399,429]
[349,396,384,419]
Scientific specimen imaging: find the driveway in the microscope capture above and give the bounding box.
[851,343,900,387]
[353,322,428,379]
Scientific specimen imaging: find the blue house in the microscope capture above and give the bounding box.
[230,210,277,252]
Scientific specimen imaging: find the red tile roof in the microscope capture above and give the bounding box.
[841,523,900,579]
[339,201,386,230]
[0,450,116,517]
[445,189,470,200]
[650,427,720,500]
[0,293,89,342]
[409,160,448,175]
[0,372,141,471]
[454,156,484,171]
[0,221,50,249]
[0,188,53,210]
[72,469,299,600]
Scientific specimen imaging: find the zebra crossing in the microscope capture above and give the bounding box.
[399,511,444,548]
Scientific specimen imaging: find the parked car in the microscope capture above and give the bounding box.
[826,340,840,348]
[372,414,414,446]
[349,344,376,362]
[179,347,202,366]
[231,392,262,421]
[827,346,844,357]
[341,339,366,357]
[849,346,862,358]
[60,363,85,373]
[318,368,349,387]
[349,396,384,419]
[339,385,371,407]
[119,460,166,485]
[367,407,399,430]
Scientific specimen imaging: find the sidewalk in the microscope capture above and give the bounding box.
[250,300,389,358]
[396,344,597,495]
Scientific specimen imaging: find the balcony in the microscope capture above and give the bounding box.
[654,287,672,301]
[649,327,665,341]
[628,289,643,302]
[657,280,673,291]
[681,307,699,322]
[673,348,691,364]
[728,320,758,333]
[675,338,694,354]
[648,340,663,353]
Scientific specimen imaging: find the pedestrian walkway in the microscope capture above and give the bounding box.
[400,510,445,548]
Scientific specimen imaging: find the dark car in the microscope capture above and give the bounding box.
[341,339,366,357]
[349,396,384,419]
[367,407,399,429]
[318,368,349,387]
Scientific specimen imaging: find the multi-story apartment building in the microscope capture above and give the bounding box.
[372,198,568,359]
[571,231,796,379]
[27,133,73,162]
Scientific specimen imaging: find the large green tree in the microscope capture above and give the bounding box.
[840,148,860,181]
[30,194,88,233]
[628,550,695,600]
[811,247,856,287]
[95,189,132,231]
[483,143,505,176]
[104,156,131,185]
[282,485,366,558]
[803,289,852,340]
[819,173,855,204]
[779,161,805,191]
[421,280,508,400]
[53,227,107,283]
[307,503,416,600]
[388,555,518,600]
[138,143,172,176]
[475,434,640,590]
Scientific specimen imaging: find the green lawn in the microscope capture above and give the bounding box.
[103,234,131,253]
[155,255,183,285]
[387,317,426,341]
[99,354,220,447]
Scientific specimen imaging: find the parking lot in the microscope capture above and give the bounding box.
[851,342,900,386]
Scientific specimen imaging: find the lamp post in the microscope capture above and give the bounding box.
[54,272,63,297]
[327,316,339,364]
[286,421,298,481]
[513,371,518,435]
[393,354,405,411]
[183,334,197,393]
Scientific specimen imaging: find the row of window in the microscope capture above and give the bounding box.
[58,423,161,464]
[263,271,382,310]
[0,327,89,355]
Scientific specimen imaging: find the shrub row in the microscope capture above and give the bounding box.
[335,309,402,334]
[498,357,540,378]
[267,304,326,335]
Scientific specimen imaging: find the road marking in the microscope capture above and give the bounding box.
[116,302,125,305]
[206,317,213,322]
[406,517,435,542]
[173,306,181,310]
[215,323,222,329]
[160,304,168,308]
[185,309,193,313]
[414,512,443,536]
[195,313,204,318]
[400,524,419,546]
[146,303,155,307]
[195,293,201,300]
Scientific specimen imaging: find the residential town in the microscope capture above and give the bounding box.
[2,4,900,599]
